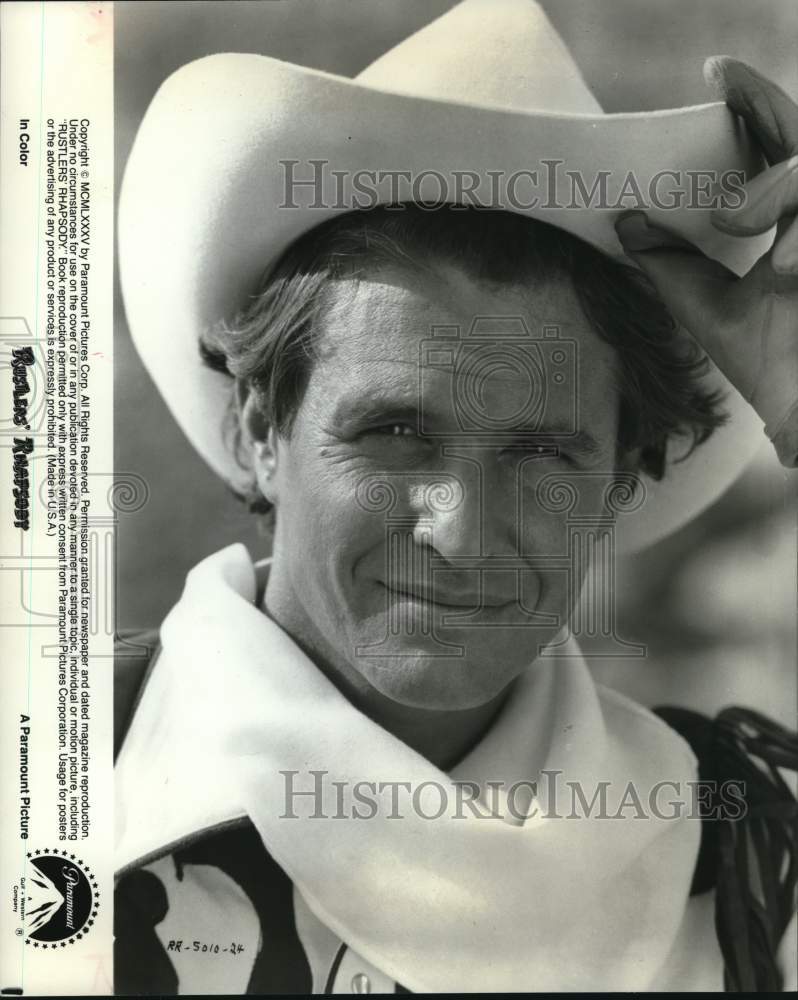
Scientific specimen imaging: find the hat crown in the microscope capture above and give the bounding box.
[356,0,603,115]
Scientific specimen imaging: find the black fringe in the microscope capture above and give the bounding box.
[656,705,798,992]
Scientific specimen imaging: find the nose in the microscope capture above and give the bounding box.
[413,456,518,562]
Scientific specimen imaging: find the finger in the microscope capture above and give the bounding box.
[703,57,798,162]
[712,153,798,234]
[615,212,737,354]
[772,214,798,275]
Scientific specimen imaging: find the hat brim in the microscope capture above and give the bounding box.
[119,54,771,551]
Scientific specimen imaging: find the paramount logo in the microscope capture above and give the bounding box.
[62,864,81,930]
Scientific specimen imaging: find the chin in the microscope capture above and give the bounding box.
[354,646,522,711]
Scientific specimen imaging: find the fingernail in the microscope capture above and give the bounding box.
[703,55,731,99]
[615,212,695,253]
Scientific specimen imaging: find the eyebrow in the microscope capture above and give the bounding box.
[331,393,604,456]
[329,393,422,429]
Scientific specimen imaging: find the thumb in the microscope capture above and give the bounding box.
[615,211,737,355]
[703,56,798,164]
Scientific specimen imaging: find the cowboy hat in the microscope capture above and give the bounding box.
[118,0,773,551]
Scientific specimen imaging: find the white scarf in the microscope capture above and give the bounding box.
[116,544,723,991]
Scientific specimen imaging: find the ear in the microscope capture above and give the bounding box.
[238,381,280,506]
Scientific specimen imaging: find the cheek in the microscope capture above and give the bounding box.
[515,477,608,609]
[275,447,385,566]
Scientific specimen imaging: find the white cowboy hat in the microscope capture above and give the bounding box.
[118,0,773,551]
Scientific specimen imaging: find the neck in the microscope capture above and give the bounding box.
[339,677,513,771]
[261,586,513,771]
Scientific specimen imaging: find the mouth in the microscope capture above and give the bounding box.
[379,582,513,611]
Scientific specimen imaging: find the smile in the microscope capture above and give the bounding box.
[380,582,513,611]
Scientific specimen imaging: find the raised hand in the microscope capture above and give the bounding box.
[616,57,798,468]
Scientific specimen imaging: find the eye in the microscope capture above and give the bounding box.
[545,447,577,467]
[503,442,576,465]
[368,423,419,438]
[358,422,433,463]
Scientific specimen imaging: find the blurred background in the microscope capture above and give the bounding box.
[115,0,797,723]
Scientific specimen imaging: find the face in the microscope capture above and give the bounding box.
[253,263,621,711]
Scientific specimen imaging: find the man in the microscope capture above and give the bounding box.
[114,1,797,992]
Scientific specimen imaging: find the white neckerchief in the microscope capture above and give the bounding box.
[116,543,718,991]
